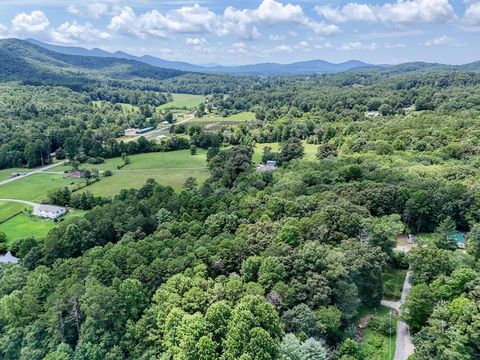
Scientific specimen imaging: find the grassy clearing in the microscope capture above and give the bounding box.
[193,112,255,122]
[0,174,80,202]
[355,305,398,360]
[0,168,28,181]
[383,269,407,301]
[76,150,209,196]
[82,168,210,196]
[253,141,318,164]
[415,232,439,245]
[158,93,206,110]
[0,213,55,245]
[0,201,25,223]
[0,209,87,245]
[55,158,125,173]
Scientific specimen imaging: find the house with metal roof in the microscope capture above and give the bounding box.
[33,204,67,219]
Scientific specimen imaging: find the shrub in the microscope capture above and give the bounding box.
[369,315,395,336]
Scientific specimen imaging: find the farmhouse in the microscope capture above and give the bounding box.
[136,127,155,134]
[256,160,277,172]
[33,204,67,219]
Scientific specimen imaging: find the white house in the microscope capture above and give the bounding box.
[33,204,67,219]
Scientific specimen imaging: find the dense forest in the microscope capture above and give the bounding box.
[1,39,480,359]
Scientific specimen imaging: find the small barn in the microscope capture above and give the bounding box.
[33,204,67,219]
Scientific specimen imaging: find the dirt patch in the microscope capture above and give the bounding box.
[357,314,374,339]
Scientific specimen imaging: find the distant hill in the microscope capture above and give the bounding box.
[28,39,376,75]
[0,38,184,89]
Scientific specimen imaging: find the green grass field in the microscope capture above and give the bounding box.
[383,269,407,301]
[192,112,255,122]
[158,93,206,110]
[0,201,25,223]
[77,150,209,196]
[0,209,87,245]
[0,174,80,202]
[253,141,318,164]
[82,168,210,197]
[0,168,28,181]
[0,213,55,245]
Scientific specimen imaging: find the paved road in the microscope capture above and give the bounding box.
[0,161,66,187]
[381,271,415,360]
[0,198,42,213]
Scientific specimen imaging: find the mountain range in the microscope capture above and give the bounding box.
[0,38,184,88]
[26,39,376,76]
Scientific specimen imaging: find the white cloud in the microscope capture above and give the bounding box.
[0,23,8,39]
[51,21,111,44]
[464,1,480,25]
[274,44,293,52]
[385,42,407,48]
[223,0,339,38]
[185,37,211,53]
[339,42,377,50]
[186,37,209,47]
[12,10,50,33]
[269,34,285,41]
[108,0,339,40]
[230,41,248,55]
[316,0,456,24]
[109,5,218,39]
[67,3,110,19]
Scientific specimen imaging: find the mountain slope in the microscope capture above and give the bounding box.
[28,39,376,75]
[0,39,184,88]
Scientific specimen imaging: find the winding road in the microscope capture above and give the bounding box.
[381,271,415,360]
[0,161,66,187]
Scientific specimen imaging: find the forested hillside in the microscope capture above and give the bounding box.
[1,41,480,359]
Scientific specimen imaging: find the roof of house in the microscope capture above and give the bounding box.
[37,204,66,213]
[447,232,465,244]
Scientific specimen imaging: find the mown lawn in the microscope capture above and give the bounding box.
[0,168,29,181]
[0,174,80,202]
[74,150,209,197]
[0,209,87,245]
[158,93,206,110]
[0,213,56,245]
[0,201,25,223]
[192,112,256,122]
[383,269,407,301]
[82,168,210,196]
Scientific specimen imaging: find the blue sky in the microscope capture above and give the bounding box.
[0,0,478,65]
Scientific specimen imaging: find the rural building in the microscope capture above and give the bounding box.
[125,128,138,136]
[407,234,415,244]
[66,171,85,179]
[156,134,167,140]
[366,111,380,117]
[447,232,466,249]
[33,204,67,219]
[136,127,155,134]
[256,160,277,172]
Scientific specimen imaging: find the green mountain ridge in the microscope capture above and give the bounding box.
[0,38,185,89]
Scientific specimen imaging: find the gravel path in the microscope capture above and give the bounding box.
[381,270,415,360]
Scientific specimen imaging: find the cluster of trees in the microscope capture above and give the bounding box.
[1,144,396,359]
